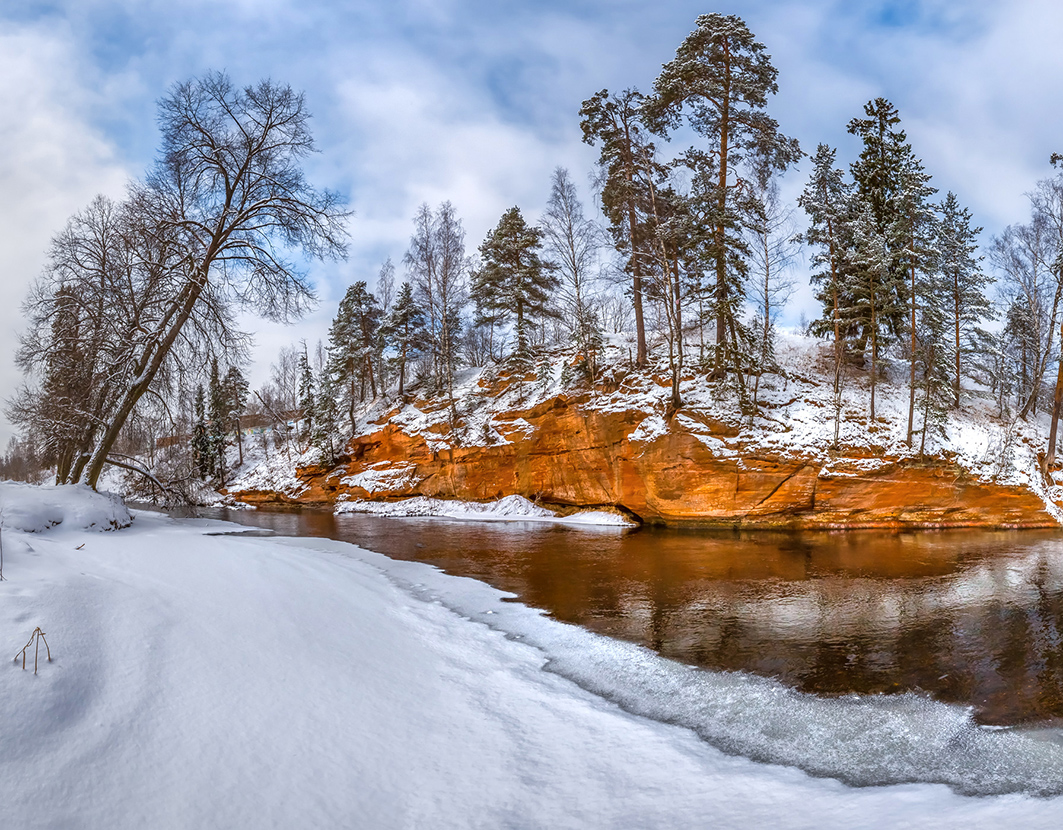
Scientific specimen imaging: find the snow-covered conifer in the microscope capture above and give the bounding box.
[473,207,559,370]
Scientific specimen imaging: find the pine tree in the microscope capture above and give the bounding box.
[472,207,559,370]
[643,12,800,380]
[382,281,428,398]
[579,88,652,367]
[327,281,382,429]
[890,151,938,447]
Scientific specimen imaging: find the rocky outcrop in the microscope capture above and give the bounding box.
[232,393,1059,529]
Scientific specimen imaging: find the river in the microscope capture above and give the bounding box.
[185,505,1063,728]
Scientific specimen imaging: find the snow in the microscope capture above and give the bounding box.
[2,484,1063,827]
[0,481,130,533]
[237,327,1059,524]
[336,494,636,527]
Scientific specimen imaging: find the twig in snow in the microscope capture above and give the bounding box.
[14,627,51,674]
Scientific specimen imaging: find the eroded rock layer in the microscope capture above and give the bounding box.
[233,395,1058,529]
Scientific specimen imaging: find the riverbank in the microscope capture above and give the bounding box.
[4,483,1063,828]
[227,331,1063,529]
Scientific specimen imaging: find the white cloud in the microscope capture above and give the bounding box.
[0,21,129,447]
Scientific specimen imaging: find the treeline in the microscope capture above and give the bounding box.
[7,14,1063,493]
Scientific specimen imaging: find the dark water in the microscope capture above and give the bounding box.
[184,505,1063,727]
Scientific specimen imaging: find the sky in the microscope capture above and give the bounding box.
[2,0,1063,446]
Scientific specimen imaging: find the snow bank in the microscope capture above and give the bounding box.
[1,486,1061,827]
[335,494,636,527]
[0,481,131,533]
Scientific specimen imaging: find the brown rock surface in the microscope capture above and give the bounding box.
[232,396,1059,529]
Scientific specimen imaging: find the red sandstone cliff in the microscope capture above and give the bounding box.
[232,390,1060,529]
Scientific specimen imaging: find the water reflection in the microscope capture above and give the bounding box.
[185,506,1063,726]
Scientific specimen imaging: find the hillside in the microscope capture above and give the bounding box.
[227,331,1063,529]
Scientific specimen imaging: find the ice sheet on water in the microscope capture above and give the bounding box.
[373,547,1063,797]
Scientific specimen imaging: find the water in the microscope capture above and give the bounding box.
[185,506,1063,728]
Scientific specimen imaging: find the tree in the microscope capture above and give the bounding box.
[312,371,340,464]
[191,384,211,480]
[472,207,559,370]
[850,204,892,422]
[890,151,938,447]
[327,281,382,429]
[643,13,800,380]
[579,88,652,366]
[223,365,249,466]
[382,281,428,398]
[936,192,991,408]
[747,161,798,409]
[847,98,911,343]
[404,202,468,414]
[298,348,315,439]
[540,167,604,383]
[12,72,349,490]
[798,144,854,447]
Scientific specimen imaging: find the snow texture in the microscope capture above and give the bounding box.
[1,484,1063,828]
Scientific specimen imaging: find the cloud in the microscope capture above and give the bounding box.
[0,20,129,446]
[6,0,1063,439]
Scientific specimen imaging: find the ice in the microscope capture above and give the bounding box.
[1,483,1062,827]
[335,494,636,526]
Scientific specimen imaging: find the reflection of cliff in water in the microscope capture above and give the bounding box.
[196,507,1063,726]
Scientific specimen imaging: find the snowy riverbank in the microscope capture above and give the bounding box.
[2,483,1062,828]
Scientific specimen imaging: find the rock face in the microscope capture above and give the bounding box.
[233,394,1059,529]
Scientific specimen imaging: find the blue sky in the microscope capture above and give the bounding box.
[1,0,1062,443]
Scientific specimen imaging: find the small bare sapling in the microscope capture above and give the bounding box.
[14,628,51,674]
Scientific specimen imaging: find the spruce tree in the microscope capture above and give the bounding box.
[850,204,892,422]
[223,365,249,466]
[312,371,339,464]
[936,192,990,408]
[473,207,559,371]
[191,384,210,480]
[798,144,855,447]
[297,349,315,440]
[847,98,912,342]
[207,359,228,485]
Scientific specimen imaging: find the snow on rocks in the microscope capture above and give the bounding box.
[335,494,636,527]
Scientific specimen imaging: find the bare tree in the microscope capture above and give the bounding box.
[540,167,604,383]
[404,201,468,419]
[12,72,349,489]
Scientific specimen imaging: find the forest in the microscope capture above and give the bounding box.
[3,13,1062,498]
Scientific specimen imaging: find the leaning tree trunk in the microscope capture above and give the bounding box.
[81,271,207,489]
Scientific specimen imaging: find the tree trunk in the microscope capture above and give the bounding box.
[1045,318,1063,471]
[906,257,917,447]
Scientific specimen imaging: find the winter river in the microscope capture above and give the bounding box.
[197,506,1063,728]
